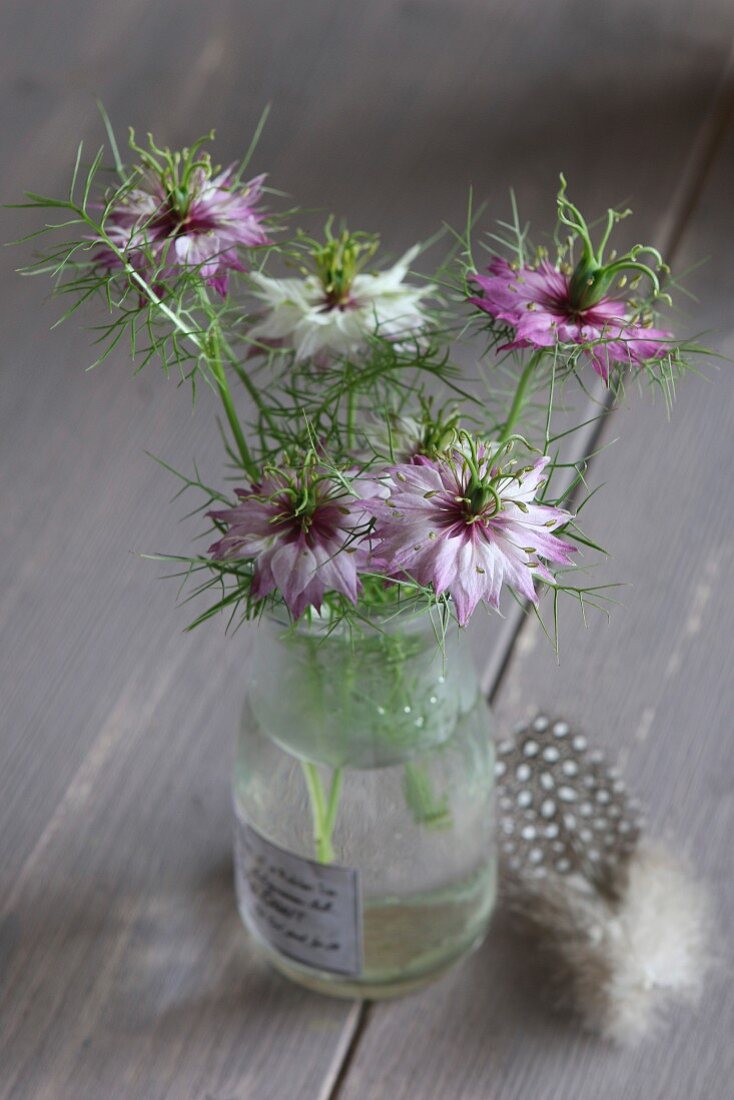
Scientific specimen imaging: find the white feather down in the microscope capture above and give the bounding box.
[505,842,710,1045]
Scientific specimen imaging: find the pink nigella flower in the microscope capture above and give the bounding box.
[99,152,268,297]
[470,257,671,383]
[361,443,576,625]
[471,179,675,382]
[208,470,370,618]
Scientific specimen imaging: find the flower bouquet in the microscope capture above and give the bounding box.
[15,115,695,998]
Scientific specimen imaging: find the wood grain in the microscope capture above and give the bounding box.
[334,44,734,1100]
[0,2,732,1097]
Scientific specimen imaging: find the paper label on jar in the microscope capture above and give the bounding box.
[234,812,363,977]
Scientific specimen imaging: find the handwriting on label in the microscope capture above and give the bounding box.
[234,812,363,977]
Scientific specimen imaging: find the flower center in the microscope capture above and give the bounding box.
[130,132,219,239]
[312,227,378,311]
[270,483,348,547]
[166,185,191,219]
[567,258,617,312]
[463,479,501,524]
[557,178,668,312]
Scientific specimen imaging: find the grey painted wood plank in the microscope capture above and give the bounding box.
[0,629,362,1100]
[1,2,733,1098]
[1,4,364,1097]
[334,62,734,1100]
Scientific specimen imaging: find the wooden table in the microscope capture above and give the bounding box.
[2,3,733,1096]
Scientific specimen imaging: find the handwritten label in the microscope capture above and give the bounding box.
[234,812,363,977]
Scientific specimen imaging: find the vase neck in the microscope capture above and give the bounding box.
[247,614,481,767]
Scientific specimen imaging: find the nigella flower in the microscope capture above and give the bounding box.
[470,259,671,382]
[248,230,433,361]
[208,468,370,618]
[98,136,269,296]
[362,402,461,464]
[361,441,576,625]
[470,180,672,382]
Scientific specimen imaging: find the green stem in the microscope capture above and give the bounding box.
[497,351,542,444]
[219,335,278,436]
[301,761,343,864]
[84,213,258,479]
[82,213,205,351]
[346,387,356,451]
[403,761,451,830]
[324,767,343,838]
[207,331,258,479]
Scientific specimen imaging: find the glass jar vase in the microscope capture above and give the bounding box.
[233,610,497,999]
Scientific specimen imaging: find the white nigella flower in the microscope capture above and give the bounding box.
[248,234,433,361]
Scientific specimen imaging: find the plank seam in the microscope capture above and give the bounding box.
[487,34,734,708]
[327,31,734,1099]
[658,39,734,263]
[322,1002,372,1100]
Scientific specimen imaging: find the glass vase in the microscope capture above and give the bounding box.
[232,610,497,999]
